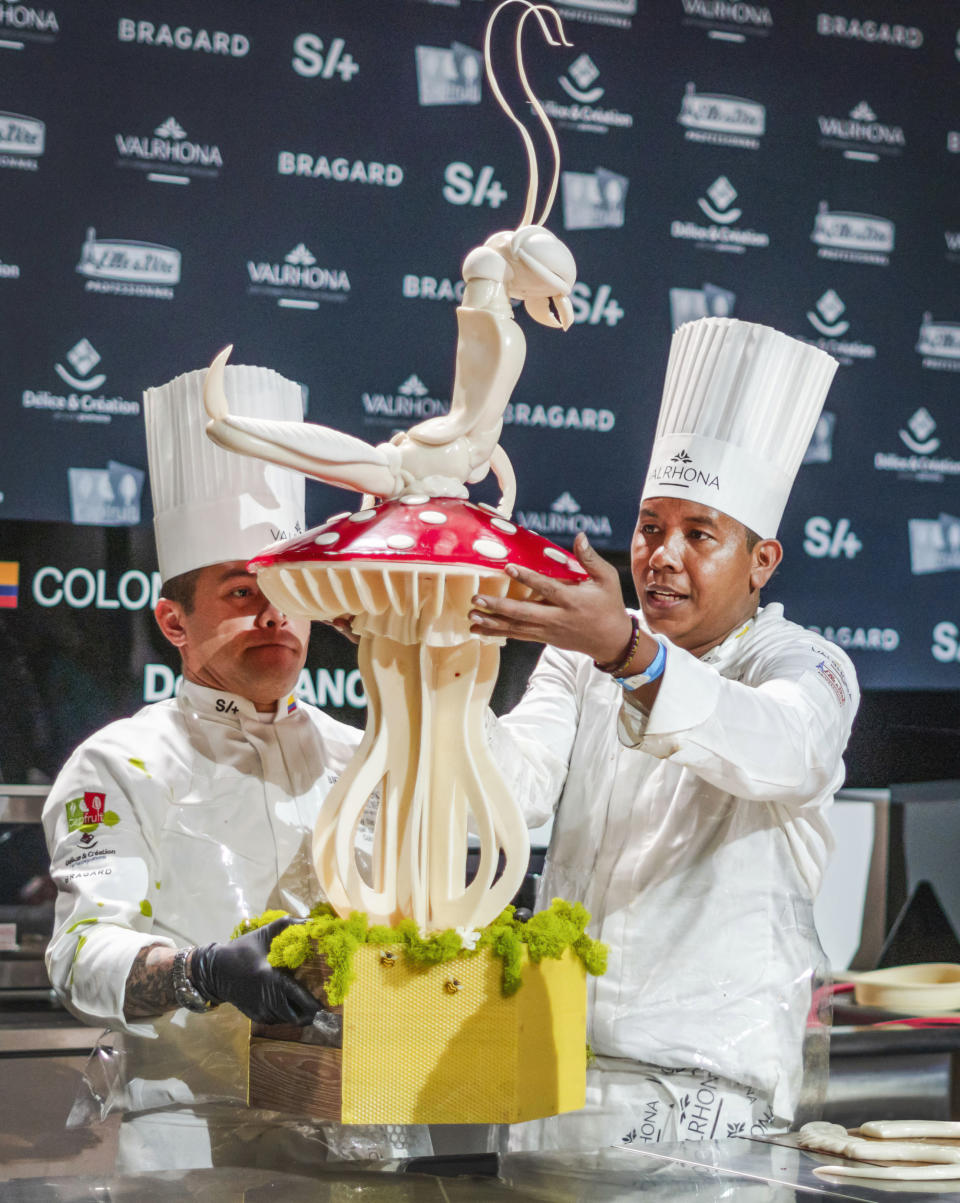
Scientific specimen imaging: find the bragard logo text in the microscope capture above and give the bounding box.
[278,152,403,186]
[117,19,250,56]
[808,625,900,652]
[816,14,923,48]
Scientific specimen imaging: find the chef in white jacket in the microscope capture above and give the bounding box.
[471,318,859,1149]
[41,363,402,1170]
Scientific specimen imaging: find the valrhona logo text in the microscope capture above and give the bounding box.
[678,83,766,150]
[679,0,773,41]
[0,110,44,171]
[21,339,141,425]
[114,116,223,183]
[671,176,770,254]
[516,493,613,541]
[649,449,720,490]
[247,243,350,310]
[360,375,449,426]
[817,101,905,162]
[0,4,59,49]
[77,228,180,299]
[812,202,894,267]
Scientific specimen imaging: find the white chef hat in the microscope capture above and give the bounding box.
[144,364,305,581]
[641,317,838,539]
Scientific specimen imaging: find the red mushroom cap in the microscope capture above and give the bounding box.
[248,496,589,581]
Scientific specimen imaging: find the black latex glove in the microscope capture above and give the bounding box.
[190,917,321,1026]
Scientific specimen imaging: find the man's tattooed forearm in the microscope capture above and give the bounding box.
[123,944,180,1019]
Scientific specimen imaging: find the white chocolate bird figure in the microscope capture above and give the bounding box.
[203,0,575,519]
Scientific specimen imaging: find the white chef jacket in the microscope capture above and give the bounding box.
[42,679,362,1165]
[489,602,858,1123]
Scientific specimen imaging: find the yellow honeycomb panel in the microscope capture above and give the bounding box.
[341,944,586,1124]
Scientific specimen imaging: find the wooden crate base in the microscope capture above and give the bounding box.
[248,945,587,1125]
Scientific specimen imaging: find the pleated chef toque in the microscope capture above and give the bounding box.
[641,317,838,539]
[144,363,305,582]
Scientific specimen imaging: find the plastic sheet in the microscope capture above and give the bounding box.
[66,1031,431,1169]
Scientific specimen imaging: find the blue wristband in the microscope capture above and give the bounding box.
[615,638,666,690]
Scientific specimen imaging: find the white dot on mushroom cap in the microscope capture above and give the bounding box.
[490,517,517,535]
[400,494,430,506]
[387,534,417,550]
[349,509,378,523]
[473,537,507,559]
[543,547,567,563]
[314,532,341,547]
[569,559,588,574]
[324,511,350,525]
[418,511,447,525]
[478,503,499,515]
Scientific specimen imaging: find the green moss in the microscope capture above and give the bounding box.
[236,897,607,1005]
[128,758,150,775]
[139,900,152,918]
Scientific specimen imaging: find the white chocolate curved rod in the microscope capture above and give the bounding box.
[484,1,571,228]
[312,631,529,932]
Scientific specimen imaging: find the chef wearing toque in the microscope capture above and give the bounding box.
[41,362,395,1171]
[472,317,860,1149]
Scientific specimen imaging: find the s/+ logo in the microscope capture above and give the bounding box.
[570,282,624,326]
[292,34,358,80]
[803,516,862,559]
[443,162,507,208]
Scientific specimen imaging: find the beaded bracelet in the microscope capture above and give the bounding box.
[594,613,641,676]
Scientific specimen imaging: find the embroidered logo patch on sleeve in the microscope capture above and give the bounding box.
[66,792,119,832]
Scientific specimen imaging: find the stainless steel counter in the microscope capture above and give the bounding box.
[5,1142,960,1201]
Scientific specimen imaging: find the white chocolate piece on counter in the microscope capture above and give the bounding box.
[798,1121,960,1165]
[814,1163,960,1182]
[860,1120,960,1141]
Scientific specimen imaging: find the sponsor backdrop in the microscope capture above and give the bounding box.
[1,0,958,784]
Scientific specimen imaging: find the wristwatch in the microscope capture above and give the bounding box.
[615,638,667,691]
[172,947,215,1013]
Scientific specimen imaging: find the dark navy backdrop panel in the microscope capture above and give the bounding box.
[1,0,958,760]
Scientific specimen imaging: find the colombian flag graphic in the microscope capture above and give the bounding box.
[286,694,297,715]
[0,562,19,609]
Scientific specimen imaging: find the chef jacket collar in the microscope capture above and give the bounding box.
[176,678,299,726]
[635,602,781,669]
